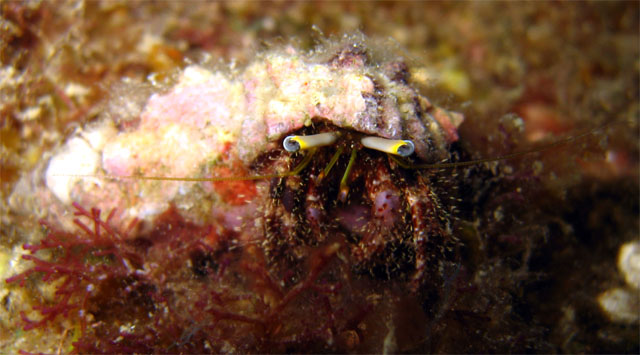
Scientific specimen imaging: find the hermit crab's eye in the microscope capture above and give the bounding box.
[361,136,415,157]
[283,132,339,152]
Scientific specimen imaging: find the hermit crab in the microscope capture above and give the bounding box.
[6,35,606,352]
[9,37,464,288]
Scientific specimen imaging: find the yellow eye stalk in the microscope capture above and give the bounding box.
[360,136,415,157]
[281,133,416,202]
[283,132,339,152]
[283,133,415,157]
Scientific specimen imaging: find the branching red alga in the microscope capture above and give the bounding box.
[5,203,403,353]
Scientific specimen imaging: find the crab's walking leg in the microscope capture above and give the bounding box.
[262,148,321,267]
[403,174,448,291]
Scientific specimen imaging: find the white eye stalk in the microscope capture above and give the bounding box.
[360,136,415,157]
[283,132,339,152]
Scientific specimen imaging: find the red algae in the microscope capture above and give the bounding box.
[7,202,431,353]
[208,164,258,205]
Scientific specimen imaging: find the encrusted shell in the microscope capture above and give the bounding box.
[11,37,463,229]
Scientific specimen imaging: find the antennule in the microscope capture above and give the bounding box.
[361,136,415,157]
[283,132,338,152]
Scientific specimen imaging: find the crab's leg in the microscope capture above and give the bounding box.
[402,174,451,291]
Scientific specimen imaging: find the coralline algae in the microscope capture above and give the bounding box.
[12,36,462,232]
